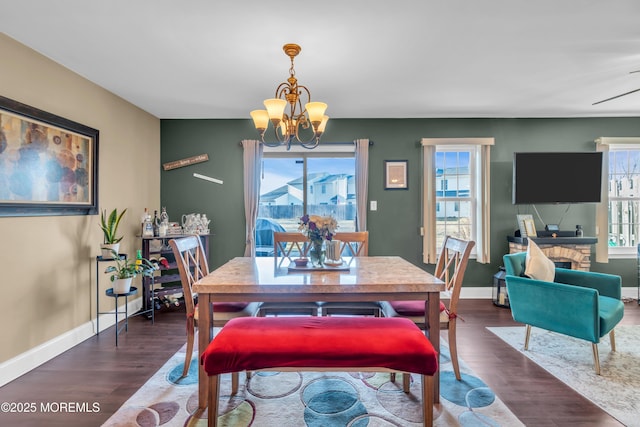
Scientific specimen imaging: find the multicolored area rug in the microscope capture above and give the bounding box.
[103,342,523,426]
[489,325,640,427]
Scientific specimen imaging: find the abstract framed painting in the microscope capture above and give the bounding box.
[0,95,99,217]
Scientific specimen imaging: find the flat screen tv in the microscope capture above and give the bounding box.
[512,151,603,204]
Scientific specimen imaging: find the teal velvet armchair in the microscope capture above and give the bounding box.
[503,252,624,375]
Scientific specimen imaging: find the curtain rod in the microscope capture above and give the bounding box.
[238,140,374,146]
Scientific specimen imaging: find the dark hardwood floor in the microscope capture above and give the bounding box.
[1,299,638,426]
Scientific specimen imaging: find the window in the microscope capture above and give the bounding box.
[435,149,474,250]
[595,138,640,260]
[422,138,494,264]
[595,137,640,262]
[255,146,356,256]
[608,149,640,250]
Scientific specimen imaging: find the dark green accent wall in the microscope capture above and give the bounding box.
[161,117,640,288]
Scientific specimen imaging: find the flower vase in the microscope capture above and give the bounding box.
[310,240,325,267]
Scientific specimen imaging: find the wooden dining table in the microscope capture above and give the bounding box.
[192,255,445,411]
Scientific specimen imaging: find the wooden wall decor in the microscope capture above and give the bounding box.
[162,154,209,171]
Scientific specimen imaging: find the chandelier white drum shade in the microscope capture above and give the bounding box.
[250,44,329,150]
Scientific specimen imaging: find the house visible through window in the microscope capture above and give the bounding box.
[607,147,640,251]
[256,149,356,256]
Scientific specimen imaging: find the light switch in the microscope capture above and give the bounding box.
[370,200,377,211]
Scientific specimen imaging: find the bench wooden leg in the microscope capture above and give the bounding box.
[422,374,434,426]
[231,372,239,395]
[403,373,410,393]
[208,374,220,427]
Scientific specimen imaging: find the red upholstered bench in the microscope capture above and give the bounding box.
[201,316,438,427]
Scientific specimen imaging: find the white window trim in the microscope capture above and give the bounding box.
[421,137,494,264]
[595,137,640,261]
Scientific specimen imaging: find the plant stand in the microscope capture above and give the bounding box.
[104,286,138,346]
[94,254,154,337]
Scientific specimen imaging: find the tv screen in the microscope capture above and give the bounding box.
[512,152,603,204]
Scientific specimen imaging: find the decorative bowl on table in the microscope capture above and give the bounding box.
[293,258,309,267]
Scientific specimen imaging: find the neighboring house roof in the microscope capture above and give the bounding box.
[287,172,328,188]
[259,185,303,204]
[260,185,290,203]
[315,173,351,184]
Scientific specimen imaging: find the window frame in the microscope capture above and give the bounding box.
[434,146,477,252]
[601,142,640,259]
[422,137,493,264]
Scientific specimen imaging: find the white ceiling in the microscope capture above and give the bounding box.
[2,0,640,119]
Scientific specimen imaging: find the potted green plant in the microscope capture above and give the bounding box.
[100,208,127,259]
[104,250,157,294]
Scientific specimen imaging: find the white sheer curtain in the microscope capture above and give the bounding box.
[242,139,263,257]
[422,144,437,264]
[354,139,369,232]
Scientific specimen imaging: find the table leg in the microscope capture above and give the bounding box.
[198,293,212,411]
[426,293,440,403]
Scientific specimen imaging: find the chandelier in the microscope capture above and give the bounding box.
[250,43,329,150]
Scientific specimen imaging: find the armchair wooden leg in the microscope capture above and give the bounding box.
[524,324,532,350]
[592,343,601,375]
[609,329,616,352]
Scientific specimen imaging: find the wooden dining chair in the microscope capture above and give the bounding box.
[169,236,261,379]
[258,232,320,316]
[380,235,475,380]
[333,231,369,257]
[273,231,310,266]
[320,231,381,316]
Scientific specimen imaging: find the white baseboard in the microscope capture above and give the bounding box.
[622,287,639,299]
[0,297,142,387]
[457,287,638,300]
[458,287,493,299]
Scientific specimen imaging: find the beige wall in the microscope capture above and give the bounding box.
[0,34,160,365]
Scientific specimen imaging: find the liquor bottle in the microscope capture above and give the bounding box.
[152,210,159,237]
[140,208,148,236]
[142,213,154,237]
[160,207,169,225]
[159,207,169,237]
